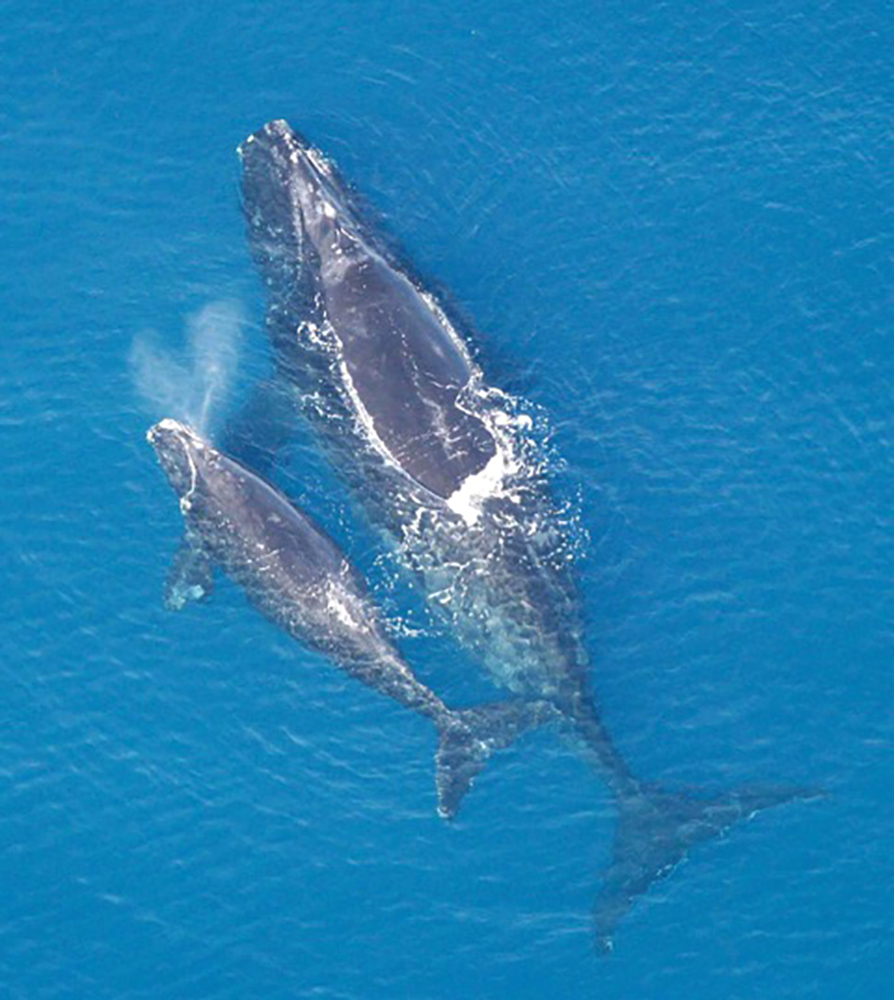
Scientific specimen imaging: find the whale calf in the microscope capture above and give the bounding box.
[171,121,818,948]
[149,418,551,818]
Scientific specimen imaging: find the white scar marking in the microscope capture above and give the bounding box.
[179,444,199,514]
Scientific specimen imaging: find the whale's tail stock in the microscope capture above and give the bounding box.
[593,783,825,953]
[434,700,558,820]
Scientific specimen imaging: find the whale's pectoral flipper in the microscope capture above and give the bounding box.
[593,784,825,953]
[435,700,558,820]
[164,536,214,611]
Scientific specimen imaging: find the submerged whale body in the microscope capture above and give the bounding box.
[149,418,551,819]
[172,120,817,948]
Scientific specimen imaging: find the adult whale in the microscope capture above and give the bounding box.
[175,121,815,948]
[149,418,551,819]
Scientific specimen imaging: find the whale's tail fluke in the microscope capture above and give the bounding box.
[593,784,824,953]
[435,701,557,820]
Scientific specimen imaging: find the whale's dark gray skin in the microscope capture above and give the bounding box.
[173,121,817,948]
[148,418,553,819]
[163,377,302,610]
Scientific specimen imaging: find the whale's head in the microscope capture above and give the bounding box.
[238,119,359,266]
[147,418,209,505]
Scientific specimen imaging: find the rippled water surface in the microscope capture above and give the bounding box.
[2,2,892,996]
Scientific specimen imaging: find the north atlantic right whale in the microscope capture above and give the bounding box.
[172,121,818,949]
[149,418,551,819]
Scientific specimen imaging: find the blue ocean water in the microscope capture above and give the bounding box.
[2,0,892,995]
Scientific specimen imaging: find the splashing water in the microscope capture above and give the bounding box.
[130,300,244,435]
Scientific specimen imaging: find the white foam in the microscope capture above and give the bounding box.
[445,444,515,526]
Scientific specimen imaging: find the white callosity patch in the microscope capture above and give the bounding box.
[148,419,202,514]
[153,416,188,435]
